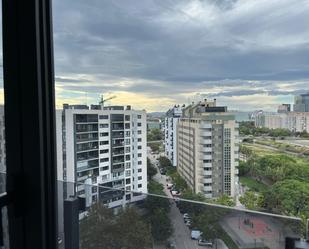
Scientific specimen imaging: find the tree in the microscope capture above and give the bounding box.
[158,156,172,168]
[215,194,235,207]
[147,128,163,141]
[239,191,264,210]
[149,142,161,153]
[80,204,152,249]
[147,158,157,180]
[264,179,309,217]
[143,181,173,243]
[116,208,152,249]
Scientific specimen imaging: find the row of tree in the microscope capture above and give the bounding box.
[239,121,309,138]
[239,145,309,222]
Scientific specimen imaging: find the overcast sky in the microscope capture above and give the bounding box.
[51,0,309,112]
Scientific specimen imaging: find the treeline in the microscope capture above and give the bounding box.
[239,121,309,138]
[240,145,309,220]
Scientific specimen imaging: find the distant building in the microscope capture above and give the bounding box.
[147,117,162,130]
[176,99,239,198]
[56,104,147,209]
[164,105,184,167]
[255,108,309,132]
[294,93,309,112]
[277,104,291,113]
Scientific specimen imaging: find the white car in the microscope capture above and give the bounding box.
[191,230,203,240]
[183,213,190,219]
[167,183,173,189]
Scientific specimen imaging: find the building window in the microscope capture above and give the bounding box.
[137,115,142,119]
[100,123,109,128]
[100,157,109,163]
[138,184,142,188]
[137,130,142,134]
[125,155,131,160]
[125,115,130,121]
[138,153,142,157]
[138,161,142,165]
[125,162,131,169]
[138,138,142,142]
[137,122,142,127]
[100,149,109,154]
[138,176,142,180]
[126,178,131,184]
[100,141,109,145]
[125,123,130,129]
[100,166,109,171]
[138,168,142,172]
[138,145,142,149]
[99,115,109,119]
[100,132,109,137]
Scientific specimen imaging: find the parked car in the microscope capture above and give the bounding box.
[185,220,192,227]
[167,183,173,189]
[171,190,181,196]
[198,239,213,247]
[183,213,190,219]
[191,229,203,240]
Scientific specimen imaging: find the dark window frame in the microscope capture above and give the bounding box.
[2,0,58,248]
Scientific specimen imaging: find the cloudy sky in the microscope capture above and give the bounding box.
[51,0,309,111]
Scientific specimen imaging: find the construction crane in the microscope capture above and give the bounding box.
[99,94,116,107]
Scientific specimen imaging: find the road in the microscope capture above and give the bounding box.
[148,150,228,249]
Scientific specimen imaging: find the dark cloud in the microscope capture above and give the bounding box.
[52,0,309,109]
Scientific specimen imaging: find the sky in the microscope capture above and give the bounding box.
[2,0,309,112]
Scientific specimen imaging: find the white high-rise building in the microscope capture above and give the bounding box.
[56,104,147,208]
[177,100,239,199]
[164,105,183,166]
[254,108,309,133]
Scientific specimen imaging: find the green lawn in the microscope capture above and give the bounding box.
[239,176,268,192]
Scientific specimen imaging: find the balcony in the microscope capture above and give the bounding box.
[200,154,212,160]
[201,146,212,153]
[201,131,212,137]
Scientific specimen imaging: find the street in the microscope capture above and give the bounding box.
[148,150,228,249]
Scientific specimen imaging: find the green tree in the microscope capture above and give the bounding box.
[147,158,157,180]
[239,191,264,210]
[147,128,163,141]
[80,204,152,249]
[149,142,161,153]
[264,179,309,217]
[158,156,172,168]
[215,194,235,207]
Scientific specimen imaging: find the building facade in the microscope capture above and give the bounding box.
[255,109,309,133]
[176,100,239,198]
[164,105,183,166]
[294,93,309,112]
[56,104,147,209]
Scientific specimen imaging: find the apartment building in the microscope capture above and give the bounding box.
[56,104,147,209]
[164,105,183,166]
[294,93,309,112]
[255,109,309,132]
[177,100,239,199]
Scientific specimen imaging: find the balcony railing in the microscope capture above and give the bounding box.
[53,178,309,249]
